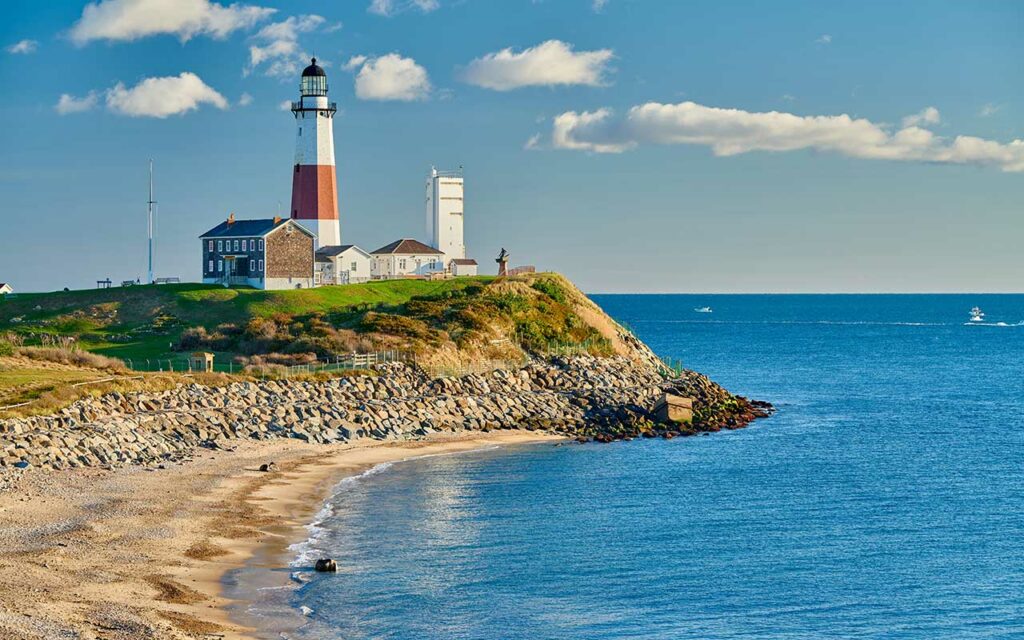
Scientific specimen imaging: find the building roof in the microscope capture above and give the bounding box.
[316,245,371,263]
[315,245,355,257]
[302,58,326,77]
[199,218,312,239]
[0,283,11,290]
[450,258,477,265]
[370,238,444,255]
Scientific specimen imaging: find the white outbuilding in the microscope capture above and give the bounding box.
[449,258,478,277]
[316,245,372,285]
[370,239,445,279]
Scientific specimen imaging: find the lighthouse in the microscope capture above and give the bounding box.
[290,58,340,247]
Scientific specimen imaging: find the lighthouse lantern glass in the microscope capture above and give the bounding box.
[301,75,327,97]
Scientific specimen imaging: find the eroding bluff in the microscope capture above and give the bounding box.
[0,356,772,471]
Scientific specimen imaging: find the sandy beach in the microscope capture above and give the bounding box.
[0,430,562,639]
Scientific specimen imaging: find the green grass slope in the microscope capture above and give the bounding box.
[0,274,635,371]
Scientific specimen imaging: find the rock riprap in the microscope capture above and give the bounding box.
[0,356,772,470]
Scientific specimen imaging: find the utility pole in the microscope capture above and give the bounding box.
[147,159,156,284]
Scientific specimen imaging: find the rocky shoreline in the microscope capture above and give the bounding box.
[0,356,772,473]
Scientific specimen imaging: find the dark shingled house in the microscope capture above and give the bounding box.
[200,214,315,289]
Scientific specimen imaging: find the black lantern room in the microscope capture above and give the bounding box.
[300,58,327,97]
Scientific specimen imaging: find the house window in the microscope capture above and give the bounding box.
[250,259,255,271]
[258,259,264,272]
[399,259,407,270]
[234,240,240,252]
[217,240,223,252]
[218,260,223,272]
[351,262,357,272]
[242,239,247,251]
[208,260,213,273]
[259,239,264,250]
[208,240,213,251]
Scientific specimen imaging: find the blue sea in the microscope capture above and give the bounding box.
[230,294,1024,639]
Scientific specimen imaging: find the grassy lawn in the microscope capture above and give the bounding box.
[0,278,498,364]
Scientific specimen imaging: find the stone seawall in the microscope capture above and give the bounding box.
[0,356,771,471]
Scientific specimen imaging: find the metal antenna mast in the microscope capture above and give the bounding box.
[147,159,156,284]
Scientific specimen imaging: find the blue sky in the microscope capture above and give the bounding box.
[1,0,1022,293]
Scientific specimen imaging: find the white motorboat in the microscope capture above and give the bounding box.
[969,307,985,323]
[694,306,713,313]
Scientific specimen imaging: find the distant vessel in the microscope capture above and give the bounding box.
[695,306,713,314]
[969,307,985,322]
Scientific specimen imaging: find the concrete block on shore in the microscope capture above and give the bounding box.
[654,393,694,425]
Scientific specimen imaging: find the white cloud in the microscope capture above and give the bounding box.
[238,92,253,106]
[55,92,99,115]
[70,0,274,45]
[979,103,1001,117]
[247,14,324,78]
[524,133,542,150]
[279,99,293,111]
[368,0,439,17]
[106,72,228,118]
[592,0,609,12]
[901,106,940,128]
[816,34,832,44]
[343,55,367,71]
[6,39,38,54]
[460,40,614,91]
[548,100,1024,172]
[348,53,431,101]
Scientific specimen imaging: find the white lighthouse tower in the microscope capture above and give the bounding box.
[290,58,340,247]
[425,167,465,260]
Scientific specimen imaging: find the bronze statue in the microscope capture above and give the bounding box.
[496,248,509,277]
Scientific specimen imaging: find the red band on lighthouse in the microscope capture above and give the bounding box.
[291,165,338,221]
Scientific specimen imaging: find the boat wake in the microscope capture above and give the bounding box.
[963,321,1024,327]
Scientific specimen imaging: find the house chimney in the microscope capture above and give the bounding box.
[227,213,235,226]
[273,215,282,225]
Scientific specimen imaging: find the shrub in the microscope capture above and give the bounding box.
[176,325,237,351]
[16,346,127,372]
[404,298,452,319]
[245,352,318,366]
[245,317,279,341]
[360,312,441,344]
[531,278,568,304]
[490,292,529,314]
[177,326,209,350]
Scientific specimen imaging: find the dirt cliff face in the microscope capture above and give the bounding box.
[530,274,669,372]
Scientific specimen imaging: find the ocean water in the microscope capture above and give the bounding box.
[232,294,1024,639]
